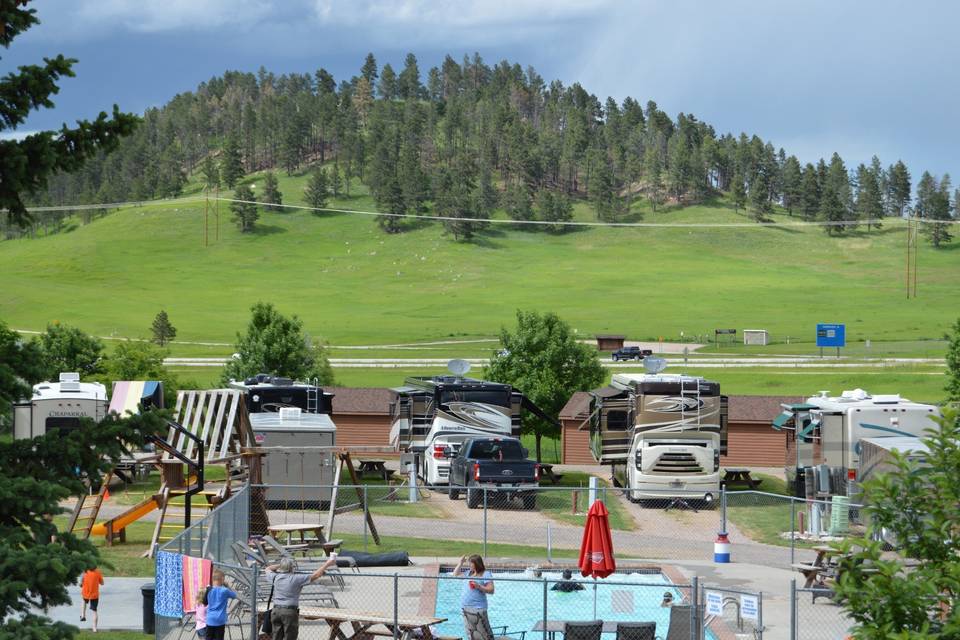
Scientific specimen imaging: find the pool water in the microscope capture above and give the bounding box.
[434,571,685,639]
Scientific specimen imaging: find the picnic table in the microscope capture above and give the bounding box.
[721,468,762,490]
[358,459,391,482]
[294,606,447,640]
[267,523,343,555]
[533,620,621,640]
[793,544,849,600]
[538,463,564,485]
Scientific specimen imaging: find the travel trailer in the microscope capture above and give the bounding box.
[773,389,939,496]
[13,372,108,439]
[229,374,334,414]
[588,363,728,504]
[389,360,554,485]
[856,436,929,487]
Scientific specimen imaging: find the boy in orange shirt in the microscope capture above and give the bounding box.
[80,567,104,632]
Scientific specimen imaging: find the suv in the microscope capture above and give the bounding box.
[611,346,653,361]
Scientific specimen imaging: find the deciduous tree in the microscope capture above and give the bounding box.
[34,323,105,379]
[946,317,960,403]
[484,310,605,461]
[221,302,334,384]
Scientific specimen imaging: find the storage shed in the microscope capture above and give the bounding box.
[595,334,627,351]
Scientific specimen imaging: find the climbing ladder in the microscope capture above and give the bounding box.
[147,484,226,555]
[306,378,319,413]
[68,471,114,539]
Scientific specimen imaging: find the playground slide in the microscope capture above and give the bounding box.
[91,496,159,536]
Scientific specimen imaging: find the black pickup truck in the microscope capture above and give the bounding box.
[447,437,540,510]
[611,346,654,361]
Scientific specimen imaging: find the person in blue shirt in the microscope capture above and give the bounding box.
[204,570,237,640]
[454,554,494,638]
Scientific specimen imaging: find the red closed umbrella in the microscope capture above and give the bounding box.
[578,500,616,578]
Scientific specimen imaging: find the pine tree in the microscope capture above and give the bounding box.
[800,163,820,220]
[231,183,259,232]
[378,177,404,233]
[360,53,378,84]
[150,310,177,346]
[749,168,771,222]
[820,154,852,234]
[304,167,330,212]
[781,155,803,214]
[730,172,747,213]
[591,157,619,221]
[261,171,283,212]
[201,155,220,190]
[220,135,244,188]
[921,173,954,247]
[538,189,573,232]
[329,164,342,197]
[377,64,398,100]
[398,53,423,100]
[854,163,884,229]
[504,183,534,222]
[888,160,912,217]
[643,145,665,212]
[0,3,137,227]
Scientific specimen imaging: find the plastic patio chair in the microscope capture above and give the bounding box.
[663,605,693,640]
[563,621,603,640]
[462,608,527,640]
[259,535,348,589]
[615,622,656,640]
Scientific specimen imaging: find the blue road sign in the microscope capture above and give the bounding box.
[816,323,846,348]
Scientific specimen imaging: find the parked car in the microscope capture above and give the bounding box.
[611,346,653,361]
[447,437,540,509]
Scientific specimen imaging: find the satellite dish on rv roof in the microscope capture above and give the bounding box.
[448,359,471,376]
[643,356,668,374]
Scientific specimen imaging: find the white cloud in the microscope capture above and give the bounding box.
[0,130,43,141]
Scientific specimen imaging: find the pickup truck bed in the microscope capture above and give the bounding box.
[447,437,539,510]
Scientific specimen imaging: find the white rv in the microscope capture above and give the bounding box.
[389,362,553,485]
[13,372,108,439]
[589,371,728,505]
[773,389,939,495]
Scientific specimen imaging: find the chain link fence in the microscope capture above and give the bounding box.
[700,584,764,639]
[789,581,853,640]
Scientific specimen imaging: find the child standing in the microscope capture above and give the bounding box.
[195,588,209,638]
[80,566,104,632]
[204,570,237,640]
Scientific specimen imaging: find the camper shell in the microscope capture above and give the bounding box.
[13,373,108,439]
[773,389,939,496]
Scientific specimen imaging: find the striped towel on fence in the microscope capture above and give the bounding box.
[183,555,212,613]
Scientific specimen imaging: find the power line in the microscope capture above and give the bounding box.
[25,195,960,229]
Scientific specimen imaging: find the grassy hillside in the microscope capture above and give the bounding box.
[3,168,958,355]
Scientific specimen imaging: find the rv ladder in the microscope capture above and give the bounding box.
[67,470,114,539]
[307,379,319,413]
[680,377,701,428]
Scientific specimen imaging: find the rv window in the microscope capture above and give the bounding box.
[470,440,524,460]
[46,417,82,433]
[605,410,630,431]
[441,390,510,408]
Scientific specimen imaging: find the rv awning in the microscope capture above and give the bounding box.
[798,418,821,439]
[772,411,793,430]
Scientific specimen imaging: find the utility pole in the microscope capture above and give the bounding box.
[906,218,918,298]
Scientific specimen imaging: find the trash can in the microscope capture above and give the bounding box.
[141,583,156,635]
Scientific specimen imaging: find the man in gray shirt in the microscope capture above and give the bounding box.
[265,554,338,640]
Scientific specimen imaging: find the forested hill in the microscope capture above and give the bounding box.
[23,53,956,245]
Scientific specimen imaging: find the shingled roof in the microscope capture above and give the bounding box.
[559,391,802,424]
[323,387,392,415]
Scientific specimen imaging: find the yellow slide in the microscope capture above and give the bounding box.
[91,496,159,536]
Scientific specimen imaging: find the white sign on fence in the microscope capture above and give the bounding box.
[705,591,723,616]
[740,594,759,621]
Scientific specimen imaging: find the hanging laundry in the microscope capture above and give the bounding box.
[155,551,184,618]
[182,555,212,612]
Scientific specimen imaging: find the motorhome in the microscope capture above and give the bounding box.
[389,361,553,485]
[13,372,108,439]
[588,369,728,505]
[772,388,939,496]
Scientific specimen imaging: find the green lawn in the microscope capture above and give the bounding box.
[725,473,820,549]
[3,169,958,353]
[56,517,156,577]
[536,472,634,531]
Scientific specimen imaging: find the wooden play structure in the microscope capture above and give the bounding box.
[68,389,257,556]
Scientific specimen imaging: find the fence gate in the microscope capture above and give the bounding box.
[700,583,763,639]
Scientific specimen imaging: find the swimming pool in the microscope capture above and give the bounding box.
[433,571,687,639]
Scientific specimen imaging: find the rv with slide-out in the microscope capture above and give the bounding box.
[587,363,728,506]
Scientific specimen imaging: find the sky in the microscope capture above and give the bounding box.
[5,0,960,182]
